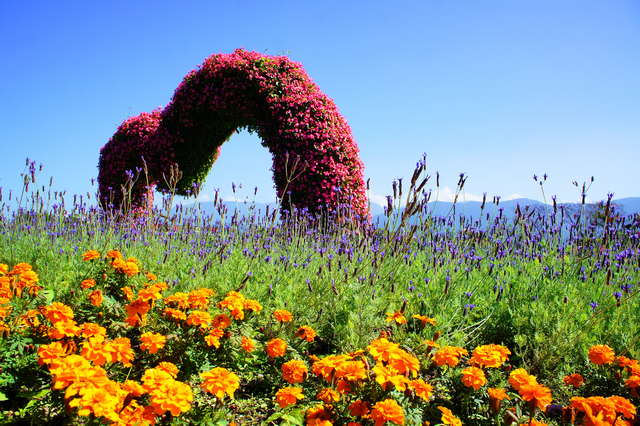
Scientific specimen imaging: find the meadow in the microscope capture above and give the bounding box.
[0,161,638,425]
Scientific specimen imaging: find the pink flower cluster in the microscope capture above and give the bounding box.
[98,49,367,217]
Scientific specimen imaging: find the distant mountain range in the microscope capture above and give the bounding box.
[177,197,640,224]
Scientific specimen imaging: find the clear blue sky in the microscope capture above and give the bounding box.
[1,0,638,206]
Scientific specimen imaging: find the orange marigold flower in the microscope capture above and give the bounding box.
[148,379,192,416]
[282,359,308,384]
[461,366,487,390]
[48,320,80,339]
[438,406,462,426]
[241,336,255,352]
[121,286,134,301]
[433,346,468,367]
[107,337,135,367]
[563,373,585,388]
[488,387,510,401]
[306,404,333,424]
[518,383,553,411]
[37,341,68,365]
[370,399,405,426]
[349,400,371,417]
[186,310,211,328]
[273,309,293,322]
[88,289,103,307]
[386,311,407,324]
[121,261,140,277]
[588,344,616,365]
[140,332,167,354]
[80,322,106,338]
[607,396,636,420]
[412,314,436,326]
[317,387,340,403]
[625,375,640,389]
[165,292,189,309]
[266,338,287,358]
[408,379,433,401]
[373,363,409,392]
[42,302,74,323]
[106,250,122,259]
[82,250,100,261]
[243,298,262,312]
[187,288,214,309]
[275,386,304,408]
[145,272,157,281]
[488,387,510,414]
[212,313,232,329]
[157,362,179,378]
[295,325,317,342]
[469,344,511,368]
[0,264,8,275]
[138,285,163,302]
[334,360,367,382]
[122,380,146,397]
[80,279,96,289]
[508,368,538,392]
[200,367,240,399]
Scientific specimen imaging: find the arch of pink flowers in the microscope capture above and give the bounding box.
[98,49,368,217]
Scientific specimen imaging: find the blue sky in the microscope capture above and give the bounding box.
[1,0,639,207]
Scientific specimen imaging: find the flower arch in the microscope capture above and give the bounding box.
[98,49,367,217]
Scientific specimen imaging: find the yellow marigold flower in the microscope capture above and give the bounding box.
[588,344,616,365]
[121,261,139,277]
[317,387,340,403]
[157,361,179,378]
[142,367,174,392]
[334,360,367,382]
[200,367,240,399]
[82,250,100,261]
[438,406,462,426]
[0,264,8,275]
[508,368,538,392]
[212,313,232,329]
[106,250,122,259]
[204,328,224,348]
[88,289,103,307]
[241,336,255,352]
[312,354,350,382]
[266,338,287,358]
[273,309,293,322]
[275,386,304,408]
[121,286,134,301]
[461,366,487,390]
[282,359,308,384]
[138,285,163,302]
[243,298,262,312]
[518,383,552,411]
[412,314,436,326]
[563,373,584,388]
[80,279,96,289]
[295,325,317,342]
[186,310,211,328]
[386,311,407,324]
[42,302,74,323]
[349,400,371,417]
[140,332,167,354]
[469,344,511,368]
[433,346,468,367]
[370,399,405,426]
[163,307,187,321]
[408,379,433,401]
[37,341,68,365]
